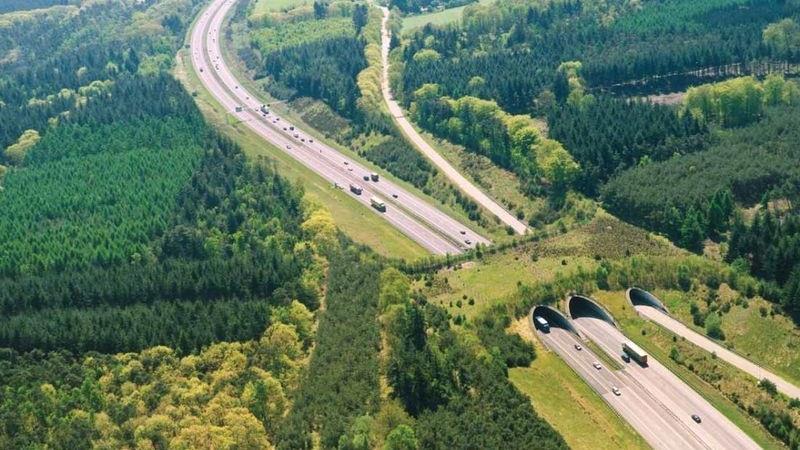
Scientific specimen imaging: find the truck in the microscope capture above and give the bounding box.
[259,104,269,114]
[234,105,243,112]
[370,196,386,212]
[534,316,550,333]
[349,184,363,195]
[370,172,379,182]
[622,341,648,366]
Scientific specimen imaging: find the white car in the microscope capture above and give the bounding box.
[593,362,602,370]
[612,387,621,396]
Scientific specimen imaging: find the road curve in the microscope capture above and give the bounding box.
[190,0,490,255]
[378,7,529,235]
[636,303,800,400]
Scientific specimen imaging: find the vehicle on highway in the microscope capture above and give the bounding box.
[289,126,295,131]
[534,316,550,333]
[234,106,243,112]
[370,196,387,212]
[349,184,363,195]
[370,172,379,181]
[621,353,631,363]
[344,161,349,165]
[691,414,702,423]
[460,230,466,235]
[574,344,582,351]
[464,239,471,245]
[593,362,602,370]
[293,133,299,138]
[612,386,621,396]
[622,341,649,366]
[309,138,314,143]
[392,193,398,198]
[363,175,370,181]
[260,105,268,114]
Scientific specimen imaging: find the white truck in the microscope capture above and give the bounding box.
[370,196,386,212]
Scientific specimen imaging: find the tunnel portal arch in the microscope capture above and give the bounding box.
[627,287,669,314]
[531,305,581,337]
[566,294,618,327]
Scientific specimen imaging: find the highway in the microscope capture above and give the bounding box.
[535,315,712,450]
[572,315,760,450]
[378,7,529,235]
[635,302,800,400]
[190,0,491,255]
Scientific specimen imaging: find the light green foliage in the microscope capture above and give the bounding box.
[273,300,315,347]
[682,76,800,127]
[379,267,411,311]
[411,85,579,186]
[4,129,40,165]
[763,18,800,57]
[250,16,355,54]
[412,48,441,62]
[383,424,418,450]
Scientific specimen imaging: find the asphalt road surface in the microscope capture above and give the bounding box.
[190,0,490,255]
[572,316,760,450]
[636,304,800,400]
[378,7,528,235]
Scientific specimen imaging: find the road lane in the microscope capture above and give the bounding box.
[535,320,706,450]
[378,6,528,235]
[190,0,490,255]
[636,304,800,400]
[573,316,760,450]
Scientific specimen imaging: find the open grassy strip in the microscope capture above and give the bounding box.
[583,337,624,371]
[174,47,428,260]
[509,320,648,450]
[400,0,492,31]
[654,287,800,388]
[593,291,788,450]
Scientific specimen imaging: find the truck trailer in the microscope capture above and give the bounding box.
[622,341,648,366]
[370,196,386,212]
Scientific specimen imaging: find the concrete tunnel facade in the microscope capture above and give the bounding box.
[566,294,618,327]
[531,305,581,337]
[627,287,669,313]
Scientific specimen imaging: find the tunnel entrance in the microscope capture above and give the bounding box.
[566,294,617,327]
[627,287,669,314]
[531,305,581,337]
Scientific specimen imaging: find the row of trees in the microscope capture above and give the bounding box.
[0,0,69,13]
[728,208,800,318]
[602,103,800,249]
[399,0,800,114]
[0,301,314,448]
[410,84,579,197]
[547,94,708,195]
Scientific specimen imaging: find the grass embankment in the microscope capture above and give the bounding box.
[219,5,505,242]
[592,291,788,450]
[251,0,308,16]
[655,287,800,387]
[173,45,428,260]
[509,319,649,450]
[401,0,493,31]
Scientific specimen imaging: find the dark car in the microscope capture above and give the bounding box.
[691,414,701,423]
[621,353,631,363]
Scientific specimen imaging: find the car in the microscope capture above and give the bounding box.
[309,139,314,143]
[286,145,291,149]
[464,239,472,245]
[283,127,287,131]
[574,344,582,351]
[392,193,398,198]
[621,353,631,363]
[348,167,353,171]
[300,138,305,142]
[611,387,621,396]
[593,362,602,370]
[343,161,349,165]
[691,414,702,423]
[363,175,370,181]
[460,230,467,235]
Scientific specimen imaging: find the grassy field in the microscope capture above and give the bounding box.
[653,287,800,387]
[173,46,428,260]
[592,291,788,450]
[401,0,493,31]
[508,318,649,450]
[251,0,309,15]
